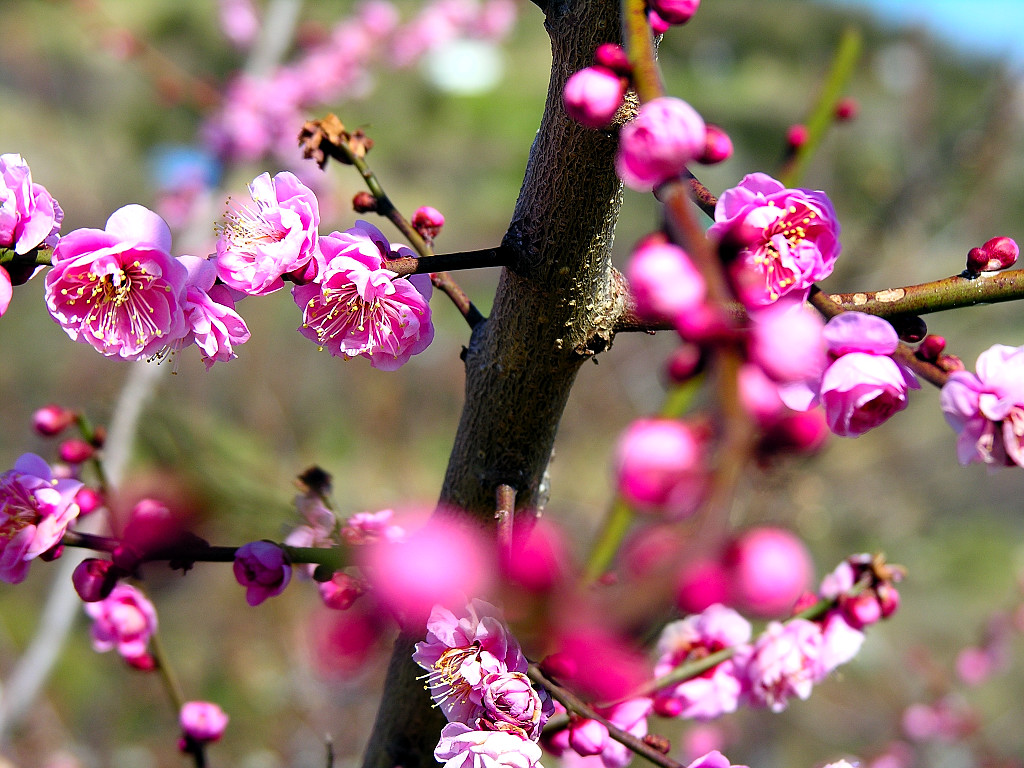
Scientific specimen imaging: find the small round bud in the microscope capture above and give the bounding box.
[318,572,365,610]
[875,581,900,618]
[839,591,882,629]
[564,66,627,129]
[72,558,119,602]
[180,701,229,744]
[786,123,809,151]
[352,191,377,213]
[32,404,77,437]
[725,527,813,618]
[698,124,733,165]
[648,0,700,26]
[59,438,94,464]
[968,236,1019,273]
[834,97,859,121]
[411,206,445,243]
[593,43,632,77]
[125,653,157,672]
[938,354,965,373]
[74,486,103,516]
[916,334,946,362]
[665,343,704,383]
[791,591,819,614]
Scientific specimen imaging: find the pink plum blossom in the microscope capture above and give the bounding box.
[0,453,83,583]
[434,722,543,768]
[940,343,1024,468]
[176,256,250,369]
[614,418,708,518]
[341,508,405,544]
[317,571,366,610]
[563,66,626,129]
[0,267,11,317]
[743,618,823,712]
[179,701,229,743]
[708,173,840,308]
[818,611,865,675]
[233,541,292,606]
[724,527,812,617]
[616,97,706,192]
[414,599,528,724]
[45,205,188,360]
[216,171,320,295]
[626,238,706,323]
[0,153,63,255]
[85,583,158,663]
[479,671,549,739]
[292,221,434,370]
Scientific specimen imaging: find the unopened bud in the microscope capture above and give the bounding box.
[698,124,733,165]
[593,43,632,77]
[791,591,819,614]
[967,236,1019,274]
[665,343,704,383]
[411,206,445,243]
[125,653,157,672]
[648,0,700,26]
[72,558,119,602]
[32,404,77,437]
[352,191,377,213]
[59,438,94,464]
[876,581,900,618]
[916,334,946,362]
[318,572,365,610]
[834,97,859,121]
[938,354,965,373]
[839,591,882,629]
[786,123,809,151]
[647,9,671,34]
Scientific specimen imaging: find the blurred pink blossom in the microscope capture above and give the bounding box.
[743,618,822,712]
[648,0,700,25]
[85,583,158,663]
[217,0,260,48]
[614,418,708,518]
[179,700,229,743]
[724,527,812,618]
[558,698,652,768]
[626,238,706,323]
[616,97,706,192]
[0,153,63,255]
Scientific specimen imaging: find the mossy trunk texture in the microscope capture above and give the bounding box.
[360,1,630,766]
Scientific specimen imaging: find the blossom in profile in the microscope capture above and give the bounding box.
[45,204,188,360]
[685,752,748,768]
[0,153,63,255]
[434,722,543,768]
[179,700,229,743]
[0,453,83,583]
[233,541,292,606]
[709,173,840,308]
[940,343,1024,468]
[216,170,320,295]
[85,583,158,664]
[175,255,250,369]
[616,97,706,191]
[292,221,434,370]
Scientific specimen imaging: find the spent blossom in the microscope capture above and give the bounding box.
[616,97,706,192]
[216,171,320,295]
[44,205,188,361]
[85,583,158,664]
[0,152,63,255]
[0,453,83,583]
[708,173,840,308]
[292,221,434,370]
[940,343,1024,468]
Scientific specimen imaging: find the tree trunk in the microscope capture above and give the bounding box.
[360,1,630,766]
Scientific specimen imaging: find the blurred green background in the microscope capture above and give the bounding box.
[2,1,1024,766]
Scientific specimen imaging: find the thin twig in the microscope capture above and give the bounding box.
[495,484,517,558]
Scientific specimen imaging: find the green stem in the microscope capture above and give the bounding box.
[583,499,634,583]
[621,0,664,103]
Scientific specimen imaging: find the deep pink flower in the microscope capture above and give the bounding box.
[940,343,1024,467]
[0,153,63,255]
[413,599,526,724]
[292,222,434,370]
[614,418,708,518]
[180,700,229,743]
[724,527,812,618]
[708,173,840,308]
[564,66,626,129]
[216,171,320,295]
[45,205,188,360]
[616,97,706,191]
[744,618,823,712]
[233,541,292,606]
[479,671,549,739]
[434,723,543,768]
[820,353,916,437]
[176,255,250,368]
[85,583,158,661]
[317,571,365,610]
[626,239,706,322]
[412,205,446,243]
[0,453,83,583]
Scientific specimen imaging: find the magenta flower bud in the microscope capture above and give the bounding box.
[233,541,292,606]
[648,0,700,26]
[674,557,729,614]
[180,701,229,743]
[653,696,684,718]
[647,9,672,34]
[318,571,364,610]
[698,124,733,165]
[839,591,882,629]
[616,97,706,191]
[665,343,704,383]
[568,718,609,756]
[125,652,157,672]
[786,123,809,150]
[759,409,830,456]
[72,558,119,602]
[876,581,900,618]
[916,334,946,362]
[968,236,1019,273]
[593,43,632,77]
[501,519,569,593]
[725,527,813,618]
[834,97,859,121]
[32,404,76,437]
[73,486,102,516]
[58,438,94,465]
[563,66,626,129]
[411,206,445,243]
[614,418,708,518]
[626,239,706,322]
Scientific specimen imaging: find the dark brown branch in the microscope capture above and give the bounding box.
[384,247,513,277]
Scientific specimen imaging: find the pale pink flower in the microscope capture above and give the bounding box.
[413,599,526,724]
[614,418,708,518]
[818,611,865,675]
[744,618,823,712]
[0,153,63,254]
[45,205,188,360]
[217,0,260,48]
[179,701,229,743]
[708,173,840,308]
[233,541,292,606]
[616,97,706,192]
[626,239,706,322]
[724,527,812,618]
[563,67,626,129]
[434,723,543,768]
[479,671,549,739]
[293,221,434,370]
[85,583,158,661]
[940,343,1024,467]
[176,255,250,368]
[0,453,82,583]
[216,171,320,295]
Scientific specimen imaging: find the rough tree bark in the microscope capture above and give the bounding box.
[360,0,632,766]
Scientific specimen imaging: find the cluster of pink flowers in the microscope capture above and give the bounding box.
[44,203,250,368]
[414,600,552,768]
[940,343,1024,468]
[203,0,517,164]
[85,583,159,669]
